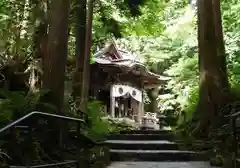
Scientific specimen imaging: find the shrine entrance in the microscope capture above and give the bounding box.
[89,41,169,125]
[110,84,144,123]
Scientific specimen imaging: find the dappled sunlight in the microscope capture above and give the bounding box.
[165,5,196,39]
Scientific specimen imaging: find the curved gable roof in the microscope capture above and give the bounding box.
[93,41,170,86]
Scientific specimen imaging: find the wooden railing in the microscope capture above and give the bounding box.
[0,111,109,168]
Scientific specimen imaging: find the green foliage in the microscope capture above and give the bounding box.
[1,0,240,148]
[87,101,110,139]
[122,0,165,36]
[116,0,240,130]
[115,5,198,126]
[222,0,240,94]
[85,101,137,138]
[92,0,152,50]
[0,89,54,127]
[106,117,137,133]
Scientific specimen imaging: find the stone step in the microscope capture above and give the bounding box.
[119,130,171,135]
[108,133,174,141]
[110,149,207,162]
[108,161,218,168]
[106,140,180,150]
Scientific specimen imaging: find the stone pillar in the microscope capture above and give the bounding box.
[149,87,159,113]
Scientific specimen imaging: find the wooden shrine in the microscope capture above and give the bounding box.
[89,41,167,124]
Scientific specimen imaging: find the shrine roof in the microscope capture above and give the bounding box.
[93,41,170,84]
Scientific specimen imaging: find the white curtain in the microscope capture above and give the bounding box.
[130,87,142,102]
[112,84,129,97]
[111,84,142,102]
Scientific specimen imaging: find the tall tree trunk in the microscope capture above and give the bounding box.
[82,0,94,112]
[72,0,87,112]
[32,0,48,91]
[33,0,49,64]
[42,0,71,114]
[193,0,229,136]
[212,0,228,87]
[72,0,94,113]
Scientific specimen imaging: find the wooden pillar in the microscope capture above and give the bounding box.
[119,101,122,118]
[110,85,115,118]
[140,89,144,123]
[93,85,99,100]
[131,99,135,120]
[124,98,128,118]
[137,101,141,123]
[133,100,136,121]
[125,103,128,117]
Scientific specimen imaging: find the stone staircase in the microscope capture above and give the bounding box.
[106,130,208,162]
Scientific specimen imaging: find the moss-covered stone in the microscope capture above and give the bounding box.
[84,145,110,168]
[210,155,224,167]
